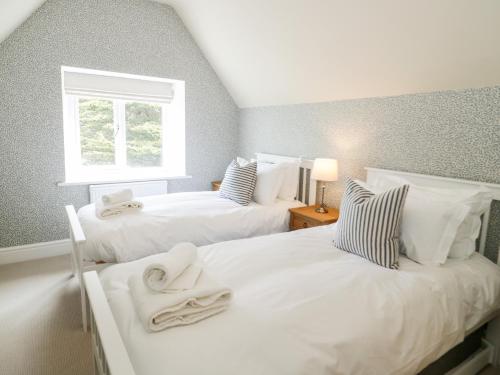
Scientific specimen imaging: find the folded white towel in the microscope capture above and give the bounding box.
[143,243,199,292]
[95,200,143,219]
[129,271,232,332]
[161,262,203,291]
[101,189,133,205]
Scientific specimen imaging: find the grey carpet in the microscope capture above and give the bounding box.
[0,255,92,375]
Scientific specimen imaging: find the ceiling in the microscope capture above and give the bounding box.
[0,0,46,44]
[1,0,500,108]
[160,0,500,107]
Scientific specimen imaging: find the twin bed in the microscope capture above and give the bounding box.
[66,157,500,375]
[67,153,316,329]
[96,226,500,375]
[77,191,304,263]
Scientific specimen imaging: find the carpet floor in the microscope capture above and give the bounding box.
[0,255,92,375]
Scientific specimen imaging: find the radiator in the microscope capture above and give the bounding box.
[89,180,168,203]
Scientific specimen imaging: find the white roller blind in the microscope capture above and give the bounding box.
[63,70,175,103]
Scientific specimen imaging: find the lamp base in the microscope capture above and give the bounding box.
[315,205,328,214]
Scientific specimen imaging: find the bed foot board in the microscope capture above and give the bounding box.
[84,271,136,375]
[80,275,88,332]
[70,248,77,277]
[69,244,88,331]
[90,308,110,375]
[65,204,88,331]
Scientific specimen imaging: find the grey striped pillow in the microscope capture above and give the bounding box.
[334,178,409,269]
[219,160,257,205]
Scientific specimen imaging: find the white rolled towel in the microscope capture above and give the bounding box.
[101,189,133,205]
[95,200,143,219]
[143,243,199,292]
[129,271,232,332]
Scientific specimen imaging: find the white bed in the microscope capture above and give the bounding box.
[78,191,303,263]
[81,167,500,375]
[98,224,500,375]
[67,153,316,330]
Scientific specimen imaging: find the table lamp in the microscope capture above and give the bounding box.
[311,158,338,213]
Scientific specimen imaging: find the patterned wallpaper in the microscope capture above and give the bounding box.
[0,0,238,247]
[0,0,498,263]
[239,87,500,261]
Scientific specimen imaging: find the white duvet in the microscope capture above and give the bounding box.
[100,225,500,375]
[78,191,303,262]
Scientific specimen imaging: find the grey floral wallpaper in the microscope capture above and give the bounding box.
[239,87,500,261]
[0,0,238,247]
[0,0,499,263]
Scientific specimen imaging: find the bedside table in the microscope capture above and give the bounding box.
[289,205,339,231]
[211,180,222,191]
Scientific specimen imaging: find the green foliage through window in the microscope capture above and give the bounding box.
[79,98,115,165]
[78,98,163,168]
[126,102,162,167]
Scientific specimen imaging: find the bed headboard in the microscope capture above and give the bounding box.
[366,167,500,264]
[255,153,316,205]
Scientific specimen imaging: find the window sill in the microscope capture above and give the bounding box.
[57,175,192,187]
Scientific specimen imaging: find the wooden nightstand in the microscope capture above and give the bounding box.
[211,180,222,191]
[289,205,339,231]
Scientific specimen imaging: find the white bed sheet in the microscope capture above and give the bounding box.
[99,225,500,375]
[78,191,303,262]
[444,255,500,332]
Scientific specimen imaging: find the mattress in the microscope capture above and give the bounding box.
[78,191,303,262]
[99,225,500,375]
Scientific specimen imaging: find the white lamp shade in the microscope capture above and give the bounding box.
[311,158,338,181]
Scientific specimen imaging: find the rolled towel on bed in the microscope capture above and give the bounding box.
[142,242,199,292]
[101,189,133,205]
[95,200,143,219]
[129,271,232,332]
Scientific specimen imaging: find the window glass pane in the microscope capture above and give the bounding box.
[79,98,115,166]
[125,102,162,167]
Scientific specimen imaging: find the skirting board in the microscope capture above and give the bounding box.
[0,239,71,266]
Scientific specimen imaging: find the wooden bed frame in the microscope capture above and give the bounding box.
[66,153,317,332]
[77,167,500,375]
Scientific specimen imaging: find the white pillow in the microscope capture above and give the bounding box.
[356,178,469,265]
[236,156,255,166]
[450,215,482,259]
[239,156,300,202]
[365,175,493,263]
[277,160,301,201]
[400,189,469,265]
[434,188,491,259]
[253,162,287,205]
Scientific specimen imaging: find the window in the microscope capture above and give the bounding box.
[75,98,162,168]
[62,67,185,184]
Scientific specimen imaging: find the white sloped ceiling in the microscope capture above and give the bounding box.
[161,0,500,108]
[2,0,500,108]
[0,0,47,44]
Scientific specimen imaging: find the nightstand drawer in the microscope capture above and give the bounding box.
[291,216,316,230]
[211,180,222,191]
[289,205,339,231]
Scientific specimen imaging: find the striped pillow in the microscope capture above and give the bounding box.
[219,160,257,205]
[334,178,409,269]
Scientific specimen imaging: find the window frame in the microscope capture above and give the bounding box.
[61,67,186,185]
